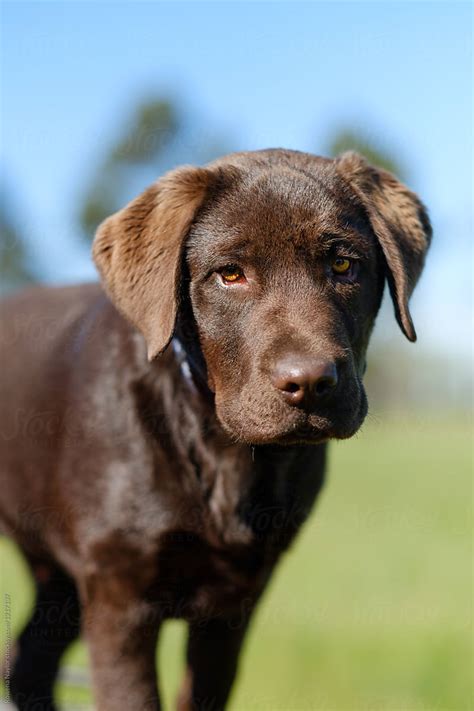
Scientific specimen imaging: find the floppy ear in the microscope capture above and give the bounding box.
[336,151,432,341]
[93,166,213,360]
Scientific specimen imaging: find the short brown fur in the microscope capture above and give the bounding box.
[0,148,431,711]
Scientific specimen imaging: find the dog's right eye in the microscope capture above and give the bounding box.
[218,265,247,285]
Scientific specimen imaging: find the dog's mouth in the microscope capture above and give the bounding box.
[281,396,368,445]
[268,419,355,446]
[214,380,368,447]
[276,424,331,446]
[230,412,363,447]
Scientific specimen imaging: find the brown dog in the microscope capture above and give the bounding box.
[0,149,431,711]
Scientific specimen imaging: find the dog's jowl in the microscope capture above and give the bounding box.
[0,149,431,711]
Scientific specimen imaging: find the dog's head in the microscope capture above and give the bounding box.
[93,149,431,445]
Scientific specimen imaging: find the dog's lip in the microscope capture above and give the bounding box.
[252,420,332,446]
[241,426,330,447]
[278,427,330,445]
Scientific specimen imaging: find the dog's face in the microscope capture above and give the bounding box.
[93,149,431,445]
[185,168,383,444]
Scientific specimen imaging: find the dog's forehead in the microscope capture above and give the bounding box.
[190,162,373,262]
[224,167,358,228]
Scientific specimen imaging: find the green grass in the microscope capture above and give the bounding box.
[1,415,472,710]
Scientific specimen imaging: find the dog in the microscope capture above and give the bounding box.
[0,148,431,711]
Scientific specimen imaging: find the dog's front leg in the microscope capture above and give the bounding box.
[177,615,251,711]
[82,582,161,711]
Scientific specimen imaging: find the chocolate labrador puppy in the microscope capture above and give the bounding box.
[0,149,431,711]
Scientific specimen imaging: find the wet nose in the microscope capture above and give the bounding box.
[271,356,338,407]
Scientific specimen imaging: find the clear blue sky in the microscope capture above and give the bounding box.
[1,1,472,358]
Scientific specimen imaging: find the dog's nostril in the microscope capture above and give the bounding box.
[314,374,337,396]
[271,357,338,407]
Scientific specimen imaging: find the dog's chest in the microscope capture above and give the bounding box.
[153,523,269,619]
[150,469,268,618]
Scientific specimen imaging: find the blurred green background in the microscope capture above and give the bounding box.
[1,417,471,709]
[1,1,472,709]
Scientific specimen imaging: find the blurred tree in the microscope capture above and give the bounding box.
[79,94,231,240]
[326,128,405,180]
[0,181,36,294]
[79,98,179,238]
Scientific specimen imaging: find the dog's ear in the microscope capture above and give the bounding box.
[93,166,213,360]
[336,151,432,341]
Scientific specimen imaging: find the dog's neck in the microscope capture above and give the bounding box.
[171,335,215,403]
[146,343,327,549]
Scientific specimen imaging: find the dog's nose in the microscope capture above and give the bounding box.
[271,357,338,407]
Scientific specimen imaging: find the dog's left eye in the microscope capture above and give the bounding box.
[331,257,352,276]
[218,265,247,284]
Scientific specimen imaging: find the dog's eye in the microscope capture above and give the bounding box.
[219,265,246,284]
[331,257,352,275]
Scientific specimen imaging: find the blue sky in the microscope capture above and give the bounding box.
[2,1,472,358]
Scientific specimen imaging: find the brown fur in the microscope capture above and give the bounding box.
[0,149,431,711]
[336,151,432,340]
[94,166,215,359]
